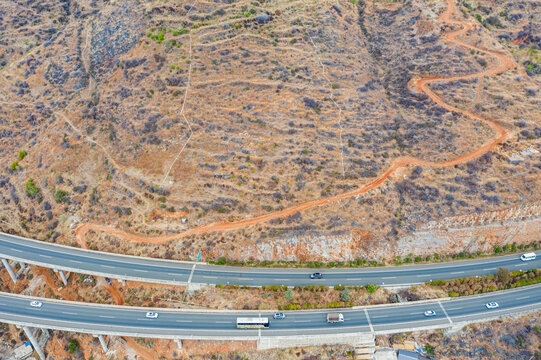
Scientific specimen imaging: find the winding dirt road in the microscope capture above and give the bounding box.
[76,0,517,248]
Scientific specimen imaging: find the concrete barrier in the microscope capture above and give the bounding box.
[257,332,374,350]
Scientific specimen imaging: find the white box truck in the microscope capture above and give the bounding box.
[327,313,344,323]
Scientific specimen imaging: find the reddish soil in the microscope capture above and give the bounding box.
[102,281,124,305]
[148,208,190,221]
[33,267,75,301]
[75,0,516,248]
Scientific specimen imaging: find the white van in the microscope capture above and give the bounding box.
[520,252,536,261]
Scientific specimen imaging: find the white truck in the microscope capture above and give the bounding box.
[327,313,344,323]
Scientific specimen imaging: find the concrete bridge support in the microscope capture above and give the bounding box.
[175,339,183,350]
[1,258,17,283]
[23,326,46,360]
[54,269,69,286]
[97,335,109,352]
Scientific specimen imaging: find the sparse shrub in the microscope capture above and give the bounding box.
[424,345,435,355]
[10,161,20,171]
[54,190,68,203]
[285,288,293,302]
[18,150,27,160]
[25,178,41,201]
[157,32,165,43]
[497,267,510,283]
[340,288,350,302]
[68,339,79,354]
[365,284,377,293]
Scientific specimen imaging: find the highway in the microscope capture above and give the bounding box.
[0,285,539,338]
[0,232,539,287]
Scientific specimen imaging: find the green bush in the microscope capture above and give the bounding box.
[326,301,346,308]
[18,150,27,160]
[424,344,435,355]
[283,303,300,310]
[25,178,41,200]
[10,161,20,171]
[54,190,68,203]
[68,339,79,354]
[365,284,377,293]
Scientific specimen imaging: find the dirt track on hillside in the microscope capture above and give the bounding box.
[76,0,517,248]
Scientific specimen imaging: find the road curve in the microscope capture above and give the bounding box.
[0,232,539,287]
[0,286,539,338]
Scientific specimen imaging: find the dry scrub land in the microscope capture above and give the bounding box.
[0,0,539,262]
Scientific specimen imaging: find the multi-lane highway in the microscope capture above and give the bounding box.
[0,232,539,287]
[0,285,539,338]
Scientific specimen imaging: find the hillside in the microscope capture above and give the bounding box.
[0,0,539,262]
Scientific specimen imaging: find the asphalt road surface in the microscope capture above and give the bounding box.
[0,232,539,287]
[0,286,539,338]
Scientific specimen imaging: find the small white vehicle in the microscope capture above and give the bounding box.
[423,310,436,317]
[520,252,536,261]
[30,301,43,308]
[146,312,159,319]
[485,302,499,309]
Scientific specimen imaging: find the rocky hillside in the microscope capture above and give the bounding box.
[0,0,539,261]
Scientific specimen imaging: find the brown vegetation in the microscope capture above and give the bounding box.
[0,0,539,265]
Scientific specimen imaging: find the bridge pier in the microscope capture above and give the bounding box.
[97,334,108,352]
[1,258,17,283]
[22,326,46,360]
[54,269,69,286]
[175,339,182,350]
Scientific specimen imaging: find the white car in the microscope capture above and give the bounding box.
[146,312,159,319]
[423,310,436,317]
[485,302,499,309]
[30,301,43,308]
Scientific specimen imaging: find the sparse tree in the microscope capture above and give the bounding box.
[497,267,510,284]
[340,288,350,302]
[285,288,293,302]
